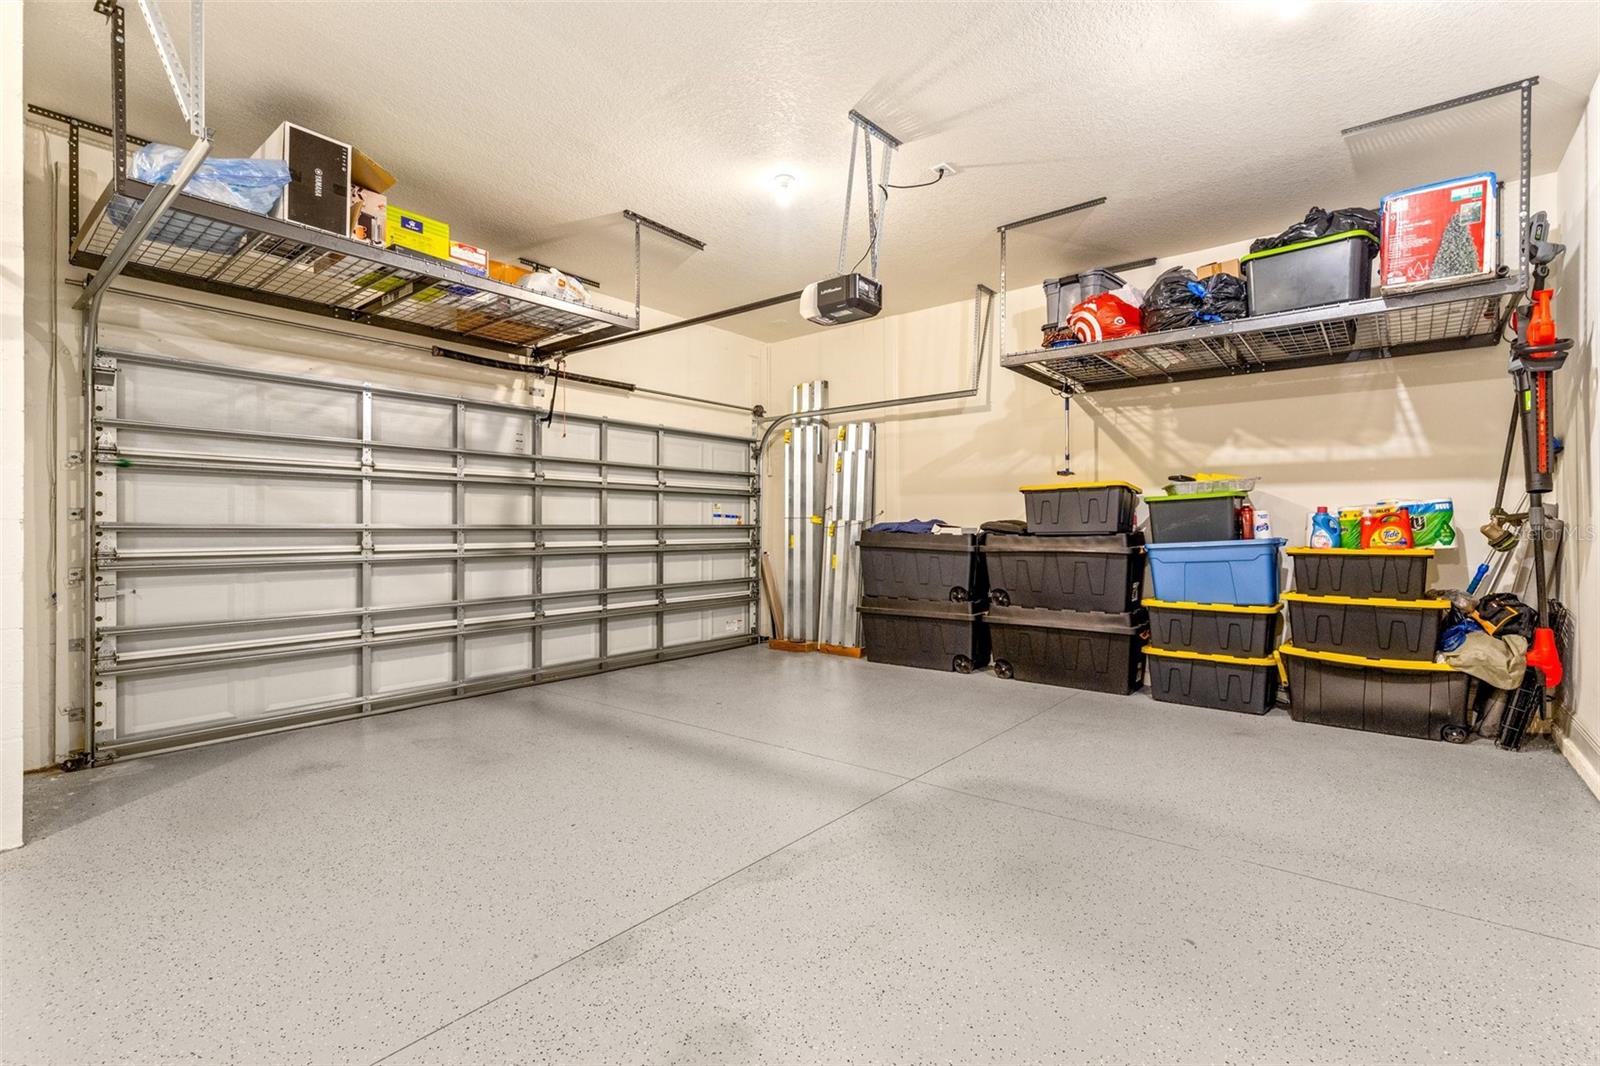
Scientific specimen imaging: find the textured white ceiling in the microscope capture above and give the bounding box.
[22,0,1600,342]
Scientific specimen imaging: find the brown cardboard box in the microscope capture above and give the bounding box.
[350,148,397,247]
[1195,259,1241,280]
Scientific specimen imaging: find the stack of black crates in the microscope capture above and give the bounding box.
[1279,548,1472,742]
[857,530,990,673]
[983,483,1147,693]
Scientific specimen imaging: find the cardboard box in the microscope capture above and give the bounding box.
[1195,259,1241,280]
[488,258,531,285]
[253,121,352,237]
[386,205,450,260]
[1380,173,1497,293]
[349,148,396,247]
[449,241,488,277]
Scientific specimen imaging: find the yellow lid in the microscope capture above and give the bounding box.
[1286,547,1433,557]
[1276,642,1455,672]
[1144,645,1276,667]
[1019,480,1142,494]
[1143,598,1280,615]
[1281,591,1450,610]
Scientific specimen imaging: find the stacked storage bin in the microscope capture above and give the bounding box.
[1278,548,1471,742]
[984,483,1147,694]
[1142,485,1285,714]
[857,531,989,673]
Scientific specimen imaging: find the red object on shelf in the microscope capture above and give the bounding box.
[1239,503,1255,540]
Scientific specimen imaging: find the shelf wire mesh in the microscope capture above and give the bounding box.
[75,189,633,348]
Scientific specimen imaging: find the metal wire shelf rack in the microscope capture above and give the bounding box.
[1002,275,1521,393]
[71,178,641,354]
[998,77,1537,395]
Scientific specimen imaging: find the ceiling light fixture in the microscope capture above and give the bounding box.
[772,173,797,207]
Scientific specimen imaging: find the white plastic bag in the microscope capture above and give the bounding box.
[519,269,589,305]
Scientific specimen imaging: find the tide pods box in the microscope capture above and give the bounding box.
[385,206,451,261]
[1379,173,1497,294]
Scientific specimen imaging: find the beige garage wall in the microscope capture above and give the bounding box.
[20,122,762,770]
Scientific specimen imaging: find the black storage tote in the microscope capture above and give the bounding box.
[859,598,989,674]
[984,533,1144,613]
[987,606,1146,694]
[858,531,986,603]
[1279,643,1470,742]
[1287,547,1433,600]
[1019,481,1140,535]
[1145,647,1279,715]
[1282,592,1447,662]
[1144,599,1280,658]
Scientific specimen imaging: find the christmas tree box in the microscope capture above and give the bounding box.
[1379,173,1497,294]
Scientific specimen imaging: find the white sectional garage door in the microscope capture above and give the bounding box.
[86,350,757,759]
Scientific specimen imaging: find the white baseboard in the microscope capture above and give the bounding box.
[1556,715,1600,803]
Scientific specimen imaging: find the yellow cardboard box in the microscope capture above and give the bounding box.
[386,206,450,260]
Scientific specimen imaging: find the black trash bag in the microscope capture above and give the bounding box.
[1249,206,1381,254]
[1198,273,1248,322]
[1143,267,1206,332]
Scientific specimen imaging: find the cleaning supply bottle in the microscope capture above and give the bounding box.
[1358,509,1378,548]
[1368,508,1414,549]
[1309,506,1339,548]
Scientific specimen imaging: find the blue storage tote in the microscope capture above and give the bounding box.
[1145,539,1285,606]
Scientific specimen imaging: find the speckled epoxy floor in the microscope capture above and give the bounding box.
[4,646,1597,1065]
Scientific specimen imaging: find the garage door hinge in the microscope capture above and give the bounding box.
[94,581,117,601]
[91,355,118,386]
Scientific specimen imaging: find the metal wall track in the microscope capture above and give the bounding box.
[84,351,758,761]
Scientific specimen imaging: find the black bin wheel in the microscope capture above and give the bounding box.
[949,587,970,603]
[991,589,1011,607]
[953,654,974,674]
[1441,724,1470,744]
[994,660,1015,680]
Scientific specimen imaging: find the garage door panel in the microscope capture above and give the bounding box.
[663,603,748,647]
[118,650,360,737]
[464,485,533,525]
[371,395,456,447]
[117,470,357,525]
[540,422,600,461]
[370,561,455,607]
[371,482,454,525]
[543,620,599,666]
[465,558,533,599]
[465,630,533,677]
[117,566,360,626]
[463,409,533,455]
[86,354,755,758]
[371,640,454,694]
[606,492,656,526]
[120,363,356,438]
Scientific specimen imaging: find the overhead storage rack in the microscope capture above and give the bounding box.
[998,78,1537,395]
[71,178,642,355]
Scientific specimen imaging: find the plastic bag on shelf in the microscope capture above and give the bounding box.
[519,268,589,305]
[1248,206,1381,254]
[130,143,291,215]
[1065,288,1142,343]
[1142,267,1205,332]
[1198,272,1248,322]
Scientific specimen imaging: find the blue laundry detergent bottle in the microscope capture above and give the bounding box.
[1309,506,1340,549]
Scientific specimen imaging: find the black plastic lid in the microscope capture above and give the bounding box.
[859,530,982,550]
[986,605,1147,633]
[859,597,985,619]
[982,532,1143,553]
